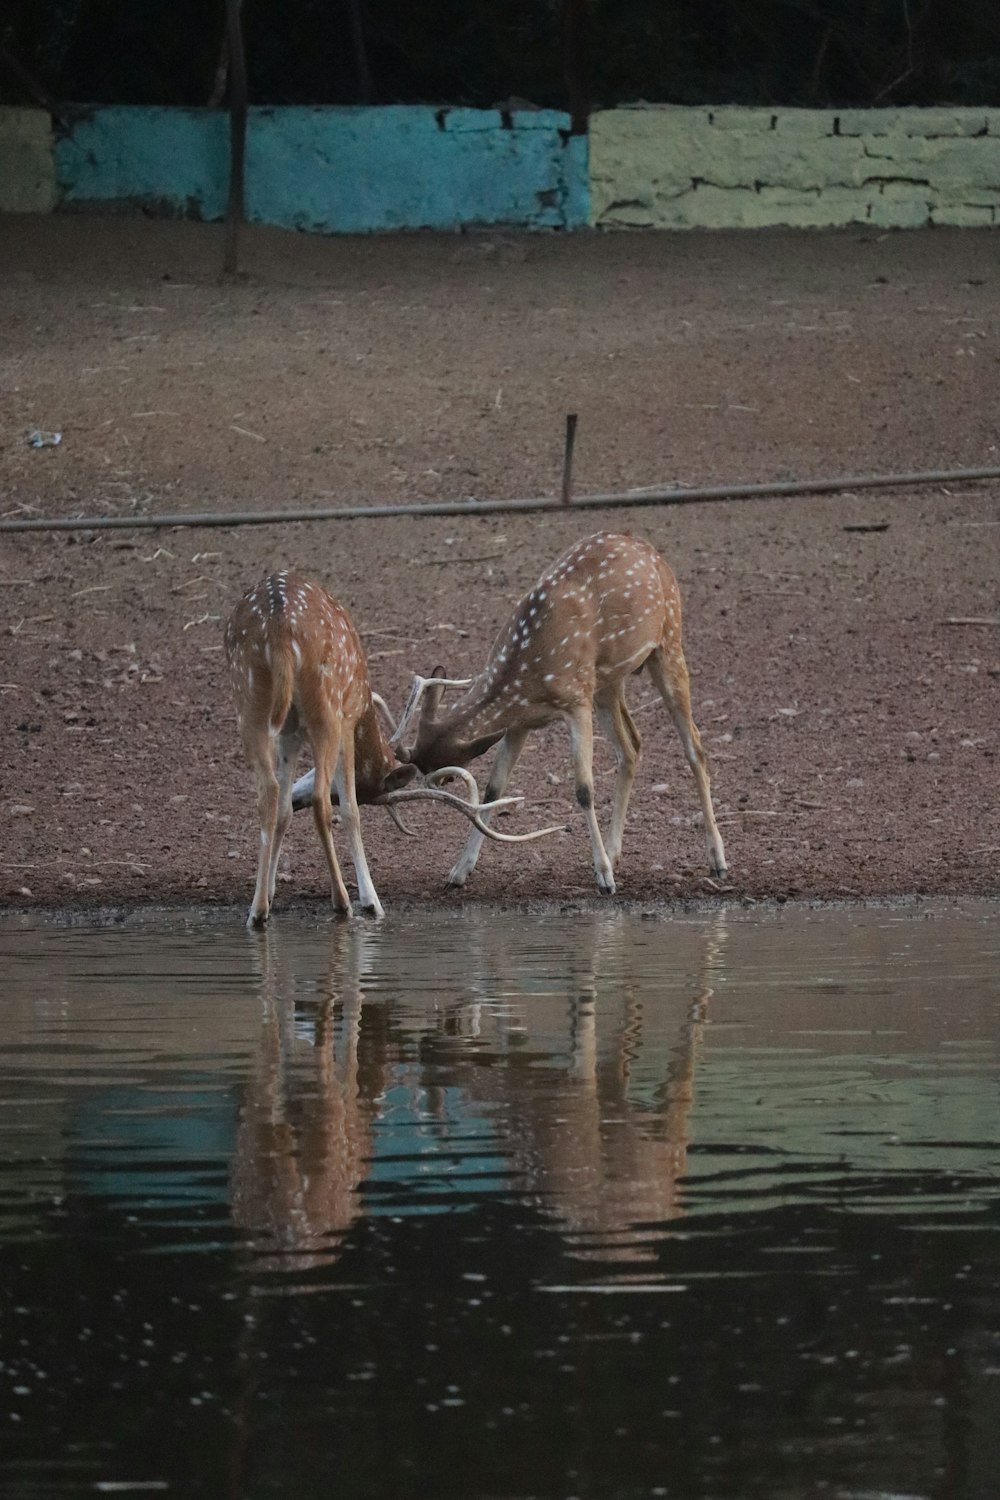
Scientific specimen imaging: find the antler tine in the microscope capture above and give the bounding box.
[383,800,419,838]
[375,785,566,845]
[389,674,473,750]
[388,675,431,750]
[387,675,424,749]
[371,692,397,738]
[424,765,482,804]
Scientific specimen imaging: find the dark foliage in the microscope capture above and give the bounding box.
[2,1,999,112]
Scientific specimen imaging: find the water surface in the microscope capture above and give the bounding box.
[1,903,998,1499]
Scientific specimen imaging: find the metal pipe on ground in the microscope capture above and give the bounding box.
[1,464,998,535]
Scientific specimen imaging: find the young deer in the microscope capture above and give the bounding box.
[389,531,728,895]
[225,571,557,927]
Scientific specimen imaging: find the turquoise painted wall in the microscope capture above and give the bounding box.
[54,105,589,232]
[57,107,228,218]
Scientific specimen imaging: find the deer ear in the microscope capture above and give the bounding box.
[382,763,419,793]
[464,730,505,760]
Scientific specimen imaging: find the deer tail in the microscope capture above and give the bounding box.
[267,636,296,734]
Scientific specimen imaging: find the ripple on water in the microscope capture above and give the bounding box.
[0,901,998,1499]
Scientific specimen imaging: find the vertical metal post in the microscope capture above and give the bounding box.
[561,413,578,506]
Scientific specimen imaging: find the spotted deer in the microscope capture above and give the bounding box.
[225,572,558,927]
[387,531,728,894]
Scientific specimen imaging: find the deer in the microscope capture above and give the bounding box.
[377,531,728,895]
[224,571,560,927]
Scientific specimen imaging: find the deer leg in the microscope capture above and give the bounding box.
[446,727,528,887]
[266,729,301,906]
[333,730,384,919]
[310,724,352,916]
[566,706,616,895]
[595,688,642,869]
[647,648,728,878]
[245,724,280,929]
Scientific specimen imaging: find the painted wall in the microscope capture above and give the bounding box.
[56,107,228,219]
[590,106,1000,230]
[0,107,56,212]
[53,104,588,232]
[4,103,998,232]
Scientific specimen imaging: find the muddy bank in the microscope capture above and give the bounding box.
[1,217,998,914]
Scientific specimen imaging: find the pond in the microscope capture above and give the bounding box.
[1,902,998,1499]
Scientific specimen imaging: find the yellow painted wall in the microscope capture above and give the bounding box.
[590,106,1000,230]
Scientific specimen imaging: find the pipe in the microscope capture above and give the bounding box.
[1,463,997,535]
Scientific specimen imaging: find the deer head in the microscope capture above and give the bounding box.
[392,667,505,773]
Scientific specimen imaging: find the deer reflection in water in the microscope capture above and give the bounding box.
[230,915,726,1272]
[230,923,380,1272]
[414,914,727,1264]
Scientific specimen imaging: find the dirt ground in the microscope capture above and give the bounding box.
[0,215,997,918]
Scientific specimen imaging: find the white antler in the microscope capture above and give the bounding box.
[375,779,565,845]
[383,800,418,838]
[424,765,482,801]
[291,758,476,817]
[389,673,472,751]
[292,758,558,845]
[371,692,397,738]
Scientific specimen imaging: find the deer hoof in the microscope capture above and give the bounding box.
[596,869,617,896]
[446,865,471,888]
[247,909,269,929]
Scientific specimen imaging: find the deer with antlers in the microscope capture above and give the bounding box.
[224,571,558,927]
[382,531,728,895]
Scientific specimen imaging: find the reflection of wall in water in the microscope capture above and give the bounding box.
[684,910,1000,1205]
[0,925,264,1217]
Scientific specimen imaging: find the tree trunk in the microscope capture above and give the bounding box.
[223,0,248,280]
[562,0,590,136]
[346,0,372,104]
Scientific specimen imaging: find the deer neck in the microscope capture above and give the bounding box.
[425,674,521,761]
[353,699,396,799]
